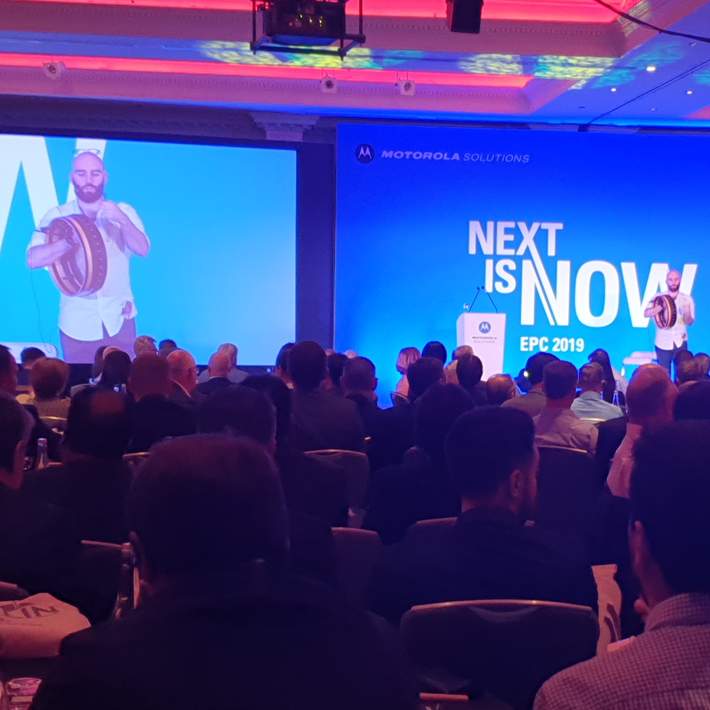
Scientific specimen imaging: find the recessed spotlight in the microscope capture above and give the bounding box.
[651,107,657,112]
[686,89,694,96]
[610,87,618,92]
[646,65,657,73]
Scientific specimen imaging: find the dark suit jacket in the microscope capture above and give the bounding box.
[345,393,383,437]
[369,508,598,625]
[0,485,81,602]
[290,389,365,452]
[595,415,627,480]
[24,459,133,543]
[129,394,196,452]
[32,571,417,710]
[195,376,232,398]
[367,403,416,472]
[168,382,202,413]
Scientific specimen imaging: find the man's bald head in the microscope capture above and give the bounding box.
[666,269,682,293]
[208,352,231,379]
[627,364,676,428]
[167,349,198,394]
[71,151,107,204]
[217,343,238,368]
[129,354,172,401]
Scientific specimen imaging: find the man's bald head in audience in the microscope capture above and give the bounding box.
[627,364,676,429]
[208,352,231,379]
[167,349,198,394]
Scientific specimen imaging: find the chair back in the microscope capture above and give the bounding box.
[41,415,67,436]
[406,517,457,545]
[123,451,150,473]
[0,581,29,602]
[535,446,601,533]
[304,449,369,527]
[331,527,383,606]
[402,599,598,710]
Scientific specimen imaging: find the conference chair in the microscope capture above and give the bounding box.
[331,528,383,607]
[535,446,601,535]
[304,449,369,527]
[123,451,150,474]
[405,517,456,545]
[401,599,598,710]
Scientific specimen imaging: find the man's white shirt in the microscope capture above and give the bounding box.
[28,200,149,341]
[648,291,695,350]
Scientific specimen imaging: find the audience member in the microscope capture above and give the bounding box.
[364,384,473,544]
[128,354,196,452]
[422,340,447,364]
[571,362,624,422]
[535,361,598,454]
[324,352,349,395]
[195,351,233,397]
[486,373,518,406]
[341,356,382,433]
[607,365,675,499]
[21,357,71,419]
[370,407,597,624]
[133,335,158,358]
[244,374,348,527]
[288,341,364,452]
[394,347,420,398]
[166,349,200,410]
[456,354,487,405]
[197,343,248,385]
[0,396,81,604]
[536,421,710,709]
[673,348,694,383]
[677,356,703,385]
[503,352,559,417]
[444,345,473,385]
[33,435,416,710]
[588,348,625,403]
[674,380,710,421]
[157,338,178,359]
[25,388,132,544]
[17,346,45,386]
[274,342,295,387]
[98,349,131,393]
[695,352,710,378]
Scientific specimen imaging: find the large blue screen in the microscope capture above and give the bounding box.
[0,134,296,364]
[336,124,709,399]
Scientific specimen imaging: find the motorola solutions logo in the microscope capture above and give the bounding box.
[356,144,375,163]
[479,321,492,334]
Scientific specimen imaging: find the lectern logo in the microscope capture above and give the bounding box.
[356,144,375,163]
[479,321,492,334]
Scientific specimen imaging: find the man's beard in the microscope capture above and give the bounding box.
[669,284,680,293]
[74,181,104,204]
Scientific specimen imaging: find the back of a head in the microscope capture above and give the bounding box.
[288,341,326,391]
[0,346,17,393]
[275,342,295,373]
[167,349,196,379]
[242,375,292,447]
[0,396,32,473]
[588,348,612,372]
[486,374,516,406]
[674,380,710,421]
[341,357,376,394]
[627,364,674,423]
[631,421,710,594]
[543,360,578,401]
[422,340,447,364]
[446,407,535,500]
[134,335,157,358]
[65,387,131,460]
[674,349,694,367]
[677,357,702,385]
[30,357,69,400]
[101,350,131,390]
[396,347,420,375]
[129,435,288,581]
[198,385,275,446]
[217,343,238,368]
[326,352,349,389]
[453,345,474,361]
[91,346,107,378]
[158,339,178,358]
[695,353,710,378]
[208,351,231,378]
[129,354,171,400]
[456,354,484,390]
[20,347,45,367]
[525,352,559,386]
[407,357,444,402]
[578,362,604,393]
[414,383,474,460]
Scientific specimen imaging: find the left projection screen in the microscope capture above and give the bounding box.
[0,134,297,364]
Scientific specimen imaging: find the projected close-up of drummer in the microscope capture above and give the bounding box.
[26,150,150,363]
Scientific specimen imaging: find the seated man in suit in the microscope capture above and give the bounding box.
[369,406,597,624]
[341,356,382,436]
[25,387,133,544]
[32,435,417,710]
[288,341,364,452]
[196,342,248,385]
[166,349,200,410]
[503,352,559,417]
[195,351,233,398]
[0,395,82,602]
[128,354,196,452]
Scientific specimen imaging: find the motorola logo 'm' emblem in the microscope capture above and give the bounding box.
[356,144,375,163]
[479,321,492,334]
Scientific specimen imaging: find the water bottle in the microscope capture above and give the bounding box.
[36,437,49,470]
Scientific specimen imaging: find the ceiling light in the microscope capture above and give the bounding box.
[686,89,694,96]
[610,87,617,92]
[646,65,657,73]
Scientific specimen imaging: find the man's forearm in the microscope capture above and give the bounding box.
[120,219,149,256]
[27,240,71,268]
